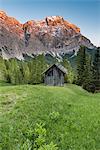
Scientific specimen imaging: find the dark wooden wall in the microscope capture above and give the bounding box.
[44,66,64,86]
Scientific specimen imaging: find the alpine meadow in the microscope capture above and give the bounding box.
[0,83,100,149]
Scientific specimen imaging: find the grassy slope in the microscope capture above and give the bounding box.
[0,84,100,150]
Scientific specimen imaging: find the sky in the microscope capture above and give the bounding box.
[0,0,100,46]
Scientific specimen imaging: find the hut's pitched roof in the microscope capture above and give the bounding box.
[43,63,68,74]
[55,63,67,74]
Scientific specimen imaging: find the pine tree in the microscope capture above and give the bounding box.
[0,57,6,81]
[4,59,12,83]
[4,59,23,84]
[92,47,100,91]
[76,46,95,92]
[8,59,21,84]
[76,46,86,85]
[82,54,93,91]
[29,58,37,84]
[61,58,74,83]
[36,54,47,83]
[19,61,30,84]
[28,55,47,84]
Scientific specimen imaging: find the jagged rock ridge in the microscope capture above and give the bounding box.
[0,11,95,59]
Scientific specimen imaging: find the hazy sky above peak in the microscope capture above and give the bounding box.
[0,0,100,46]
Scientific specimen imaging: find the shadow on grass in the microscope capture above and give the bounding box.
[0,80,12,86]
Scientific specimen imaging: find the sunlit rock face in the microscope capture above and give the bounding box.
[0,11,95,59]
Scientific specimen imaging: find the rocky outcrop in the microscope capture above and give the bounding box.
[0,11,95,59]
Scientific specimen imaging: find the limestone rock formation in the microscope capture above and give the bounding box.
[0,11,95,59]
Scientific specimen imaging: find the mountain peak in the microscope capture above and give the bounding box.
[0,11,95,59]
[0,10,7,19]
[45,16,64,23]
[44,16,80,33]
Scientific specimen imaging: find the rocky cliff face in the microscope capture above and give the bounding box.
[0,11,95,59]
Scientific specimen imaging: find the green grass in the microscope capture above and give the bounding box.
[0,84,100,150]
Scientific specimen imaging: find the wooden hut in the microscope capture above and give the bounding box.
[43,63,67,86]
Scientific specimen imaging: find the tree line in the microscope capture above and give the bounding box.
[0,54,73,85]
[0,55,47,85]
[0,46,99,93]
[76,46,100,93]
